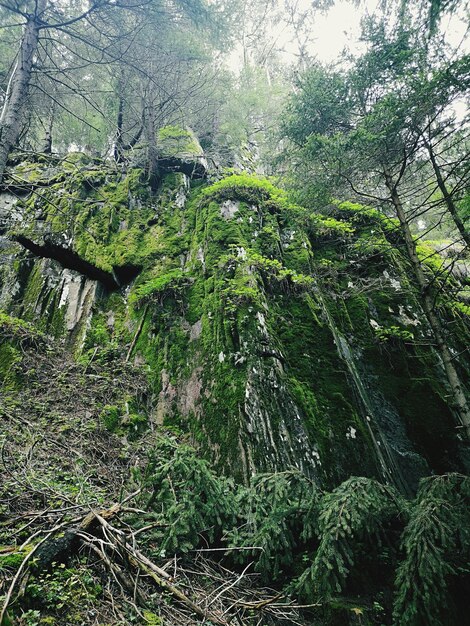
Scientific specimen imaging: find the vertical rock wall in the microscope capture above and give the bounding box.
[1,153,469,491]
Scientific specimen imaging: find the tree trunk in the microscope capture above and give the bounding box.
[42,102,55,154]
[113,89,143,163]
[114,88,125,163]
[143,97,160,191]
[0,13,42,184]
[384,169,470,438]
[424,138,470,249]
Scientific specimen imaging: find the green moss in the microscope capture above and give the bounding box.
[309,213,355,237]
[0,343,21,391]
[450,301,470,317]
[21,265,45,319]
[130,269,186,304]
[44,294,66,339]
[100,404,122,433]
[416,242,445,273]
[99,401,148,438]
[0,548,31,572]
[5,156,466,491]
[333,200,399,232]
[247,251,314,289]
[157,125,201,156]
[61,152,93,167]
[203,173,284,203]
[0,312,44,340]
[142,611,162,625]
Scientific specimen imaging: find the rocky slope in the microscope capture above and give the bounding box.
[1,128,469,624]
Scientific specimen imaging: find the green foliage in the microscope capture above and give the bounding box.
[427,0,463,34]
[374,325,414,343]
[24,563,102,623]
[283,66,351,146]
[227,471,318,580]
[221,273,260,312]
[134,437,237,554]
[130,438,470,622]
[247,251,314,289]
[450,301,470,317]
[393,474,470,626]
[296,477,404,600]
[211,64,288,163]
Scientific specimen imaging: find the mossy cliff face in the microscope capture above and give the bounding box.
[1,148,469,490]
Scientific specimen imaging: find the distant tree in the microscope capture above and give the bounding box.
[0,0,233,184]
[0,0,134,183]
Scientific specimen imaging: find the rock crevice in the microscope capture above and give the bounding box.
[14,234,141,290]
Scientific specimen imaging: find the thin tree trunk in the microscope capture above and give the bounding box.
[424,138,470,249]
[114,77,125,163]
[126,124,143,150]
[113,88,143,163]
[384,169,470,438]
[42,101,55,154]
[143,97,160,191]
[0,11,42,184]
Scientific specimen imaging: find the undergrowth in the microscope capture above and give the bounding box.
[129,437,470,625]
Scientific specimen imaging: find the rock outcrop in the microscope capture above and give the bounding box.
[1,140,469,492]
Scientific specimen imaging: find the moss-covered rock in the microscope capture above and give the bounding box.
[1,158,468,492]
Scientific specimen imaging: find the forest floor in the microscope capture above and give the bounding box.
[0,323,310,625]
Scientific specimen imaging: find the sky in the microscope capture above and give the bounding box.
[227,0,469,71]
[285,0,381,64]
[284,0,468,63]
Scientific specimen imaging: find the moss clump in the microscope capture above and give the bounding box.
[333,200,400,233]
[157,125,202,156]
[0,313,45,390]
[99,400,148,439]
[416,241,445,273]
[130,269,187,305]
[308,213,355,237]
[142,611,162,625]
[0,548,31,572]
[0,312,45,343]
[61,152,93,167]
[203,173,284,203]
[100,404,121,432]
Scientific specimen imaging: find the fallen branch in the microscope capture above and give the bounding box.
[92,512,229,624]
